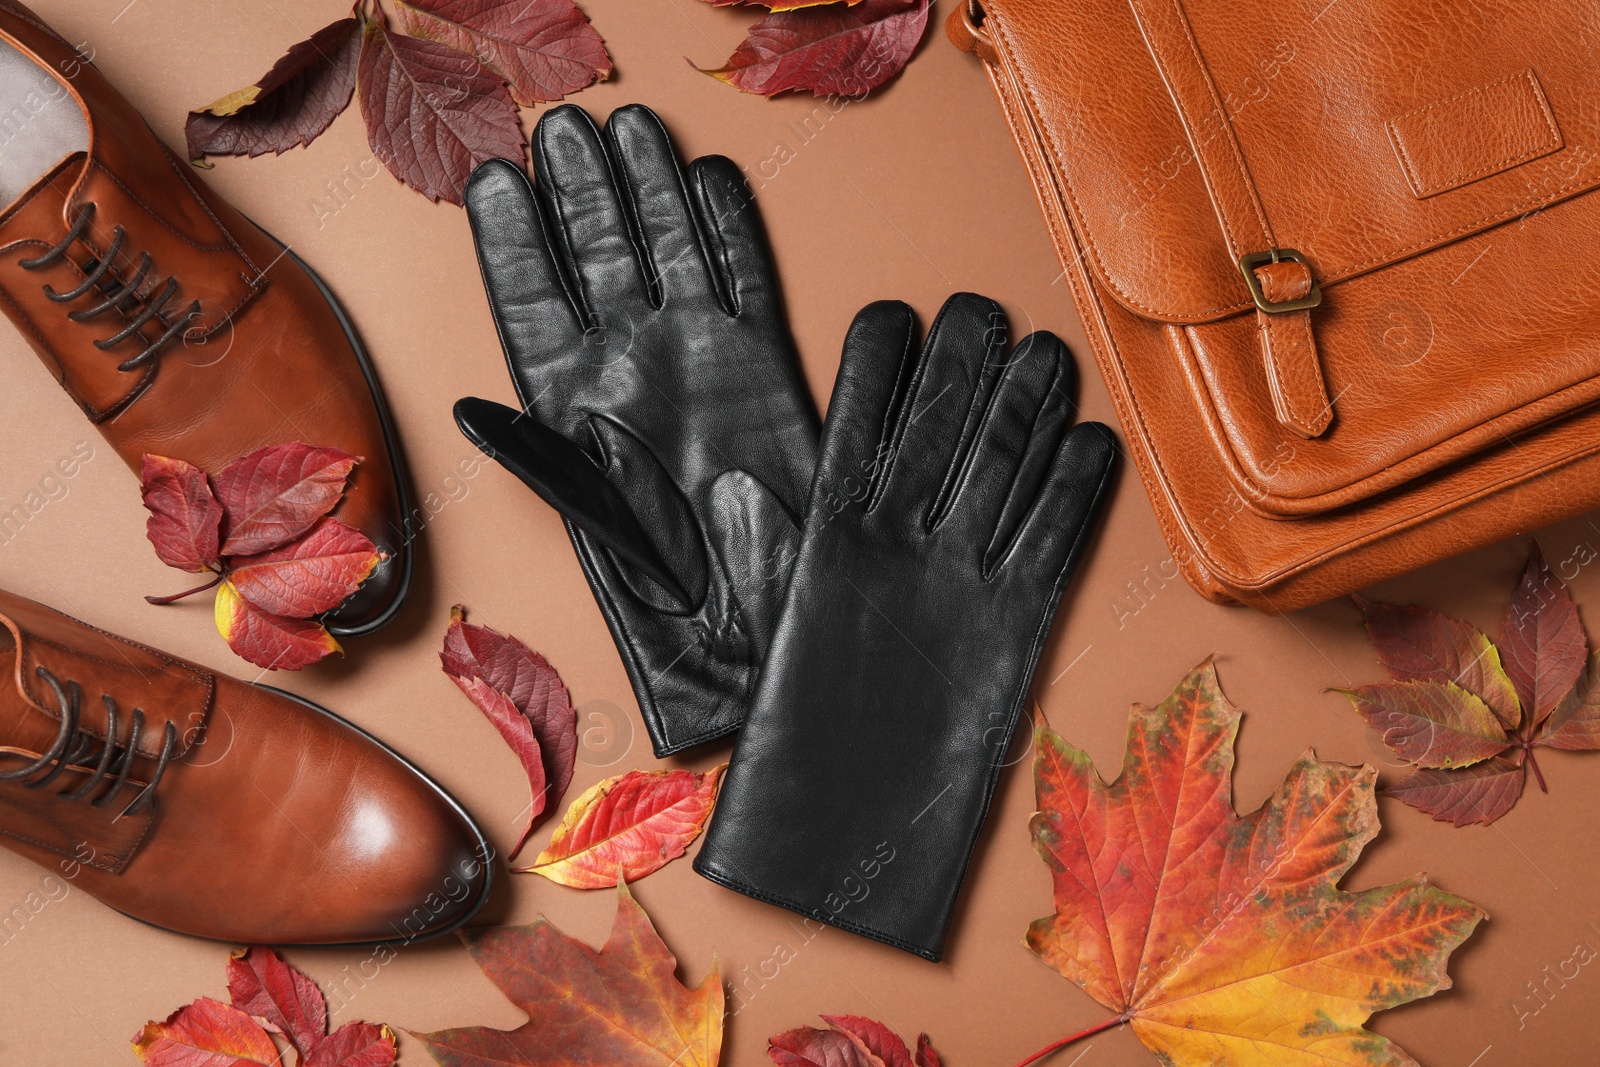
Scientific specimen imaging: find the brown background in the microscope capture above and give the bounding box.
[1,0,1596,1063]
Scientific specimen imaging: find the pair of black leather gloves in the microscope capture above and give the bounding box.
[455,104,1116,961]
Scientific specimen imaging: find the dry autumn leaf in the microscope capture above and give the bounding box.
[441,605,577,855]
[700,0,930,97]
[135,997,283,1067]
[1539,651,1600,750]
[216,580,344,671]
[186,18,362,163]
[770,1016,941,1067]
[1383,756,1526,827]
[212,444,361,557]
[1335,681,1508,769]
[229,518,382,617]
[395,0,611,106]
[1500,542,1587,724]
[524,766,724,888]
[1338,542,1600,826]
[1019,659,1484,1067]
[301,1024,397,1066]
[1355,595,1521,728]
[187,3,611,203]
[134,947,396,1067]
[141,454,223,573]
[702,0,867,11]
[410,881,721,1067]
[141,444,378,670]
[228,945,327,1060]
[357,18,526,205]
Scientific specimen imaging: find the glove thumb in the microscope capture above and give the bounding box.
[454,397,702,608]
[706,469,803,660]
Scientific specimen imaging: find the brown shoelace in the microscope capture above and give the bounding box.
[0,665,177,817]
[18,201,201,371]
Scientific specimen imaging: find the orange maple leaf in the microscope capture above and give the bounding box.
[410,881,722,1066]
[1021,659,1485,1067]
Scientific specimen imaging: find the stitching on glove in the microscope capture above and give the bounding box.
[865,306,926,515]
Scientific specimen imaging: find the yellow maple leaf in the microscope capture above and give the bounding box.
[1023,660,1484,1067]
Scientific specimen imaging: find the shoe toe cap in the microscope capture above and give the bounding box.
[322,542,410,638]
[315,772,494,944]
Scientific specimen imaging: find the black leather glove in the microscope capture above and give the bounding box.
[694,293,1116,960]
[455,104,818,757]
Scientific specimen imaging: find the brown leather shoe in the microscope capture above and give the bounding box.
[0,588,491,944]
[0,1,411,636]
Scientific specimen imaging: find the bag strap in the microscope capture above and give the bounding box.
[946,0,998,64]
[1126,0,1333,437]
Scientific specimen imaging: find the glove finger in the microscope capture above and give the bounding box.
[532,104,649,318]
[464,159,585,395]
[687,155,782,321]
[1001,419,1118,583]
[603,105,719,308]
[706,469,803,661]
[454,397,697,607]
[879,292,1007,526]
[940,330,1071,552]
[812,300,919,525]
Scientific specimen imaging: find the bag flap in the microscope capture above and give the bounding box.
[983,0,1600,324]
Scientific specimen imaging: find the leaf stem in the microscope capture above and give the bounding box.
[1011,1015,1127,1067]
[145,574,222,605]
[1525,744,1549,793]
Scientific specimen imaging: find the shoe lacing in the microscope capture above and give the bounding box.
[17,201,202,371]
[0,665,178,817]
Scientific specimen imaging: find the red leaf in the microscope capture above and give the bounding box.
[229,518,381,618]
[395,0,611,106]
[214,444,360,556]
[132,997,282,1066]
[523,766,724,887]
[913,1034,939,1067]
[227,946,326,1059]
[699,0,861,11]
[186,18,361,161]
[303,1021,397,1067]
[1334,680,1511,769]
[452,673,548,855]
[700,0,930,97]
[357,19,525,205]
[442,606,577,821]
[770,1027,877,1067]
[1355,595,1522,729]
[1538,650,1600,751]
[1385,756,1527,827]
[1500,543,1588,725]
[216,579,342,671]
[141,454,223,573]
[822,1015,912,1067]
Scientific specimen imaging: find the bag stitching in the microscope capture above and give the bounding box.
[1385,71,1562,197]
[985,11,1596,320]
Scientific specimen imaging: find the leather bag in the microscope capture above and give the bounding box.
[949,0,1600,610]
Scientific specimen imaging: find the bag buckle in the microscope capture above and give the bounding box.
[1238,248,1322,313]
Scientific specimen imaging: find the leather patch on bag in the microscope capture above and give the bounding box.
[1386,70,1562,198]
